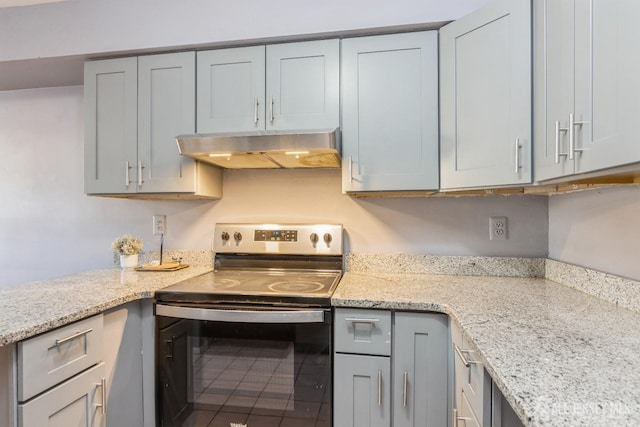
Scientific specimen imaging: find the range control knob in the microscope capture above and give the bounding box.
[221,231,230,242]
[310,233,319,245]
[233,232,243,242]
[323,233,332,244]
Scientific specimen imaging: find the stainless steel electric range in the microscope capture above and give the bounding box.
[155,223,343,427]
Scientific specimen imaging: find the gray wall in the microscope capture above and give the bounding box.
[0,0,491,61]
[548,186,640,281]
[0,86,548,288]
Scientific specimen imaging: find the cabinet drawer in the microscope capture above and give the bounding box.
[18,314,103,401]
[19,362,105,427]
[334,308,391,356]
[452,320,490,425]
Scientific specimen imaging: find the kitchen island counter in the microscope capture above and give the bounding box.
[333,271,640,427]
[0,266,212,346]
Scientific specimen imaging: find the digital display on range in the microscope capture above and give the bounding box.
[254,230,298,242]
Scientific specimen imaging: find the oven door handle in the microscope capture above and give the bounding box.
[156,304,325,323]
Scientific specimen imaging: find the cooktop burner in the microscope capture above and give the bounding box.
[267,280,326,294]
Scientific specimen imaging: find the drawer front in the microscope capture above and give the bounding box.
[18,314,104,401]
[19,362,105,427]
[334,308,391,356]
[452,320,489,425]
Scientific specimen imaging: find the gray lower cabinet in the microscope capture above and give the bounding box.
[197,39,339,133]
[534,0,640,181]
[393,312,448,427]
[334,353,391,427]
[103,300,155,427]
[439,0,531,190]
[84,52,222,198]
[341,31,439,193]
[18,363,106,427]
[334,308,448,427]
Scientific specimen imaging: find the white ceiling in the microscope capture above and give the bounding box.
[0,0,67,7]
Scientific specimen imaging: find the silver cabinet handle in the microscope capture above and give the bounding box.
[49,328,93,349]
[156,304,325,324]
[137,160,144,187]
[254,96,259,125]
[554,120,568,164]
[269,96,274,123]
[454,343,480,368]
[569,112,589,159]
[514,138,522,174]
[403,371,408,407]
[378,370,382,407]
[456,415,473,425]
[95,378,107,415]
[349,156,354,183]
[344,317,380,324]
[125,161,132,186]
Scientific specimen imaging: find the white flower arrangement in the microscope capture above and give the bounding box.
[111,234,143,255]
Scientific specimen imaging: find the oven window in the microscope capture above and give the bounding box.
[157,316,331,427]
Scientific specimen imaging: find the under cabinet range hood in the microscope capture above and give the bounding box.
[176,128,341,169]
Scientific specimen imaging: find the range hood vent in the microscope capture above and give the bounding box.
[176,128,341,169]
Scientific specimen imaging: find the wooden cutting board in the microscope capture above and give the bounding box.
[135,262,189,272]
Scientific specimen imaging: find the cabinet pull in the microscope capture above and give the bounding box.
[514,138,522,174]
[254,96,259,125]
[125,161,132,186]
[454,343,480,368]
[95,377,107,416]
[269,96,274,123]
[137,160,144,187]
[456,415,473,426]
[568,113,589,160]
[349,156,354,183]
[377,370,382,407]
[403,371,408,407]
[554,121,568,164]
[49,328,93,349]
[344,317,380,325]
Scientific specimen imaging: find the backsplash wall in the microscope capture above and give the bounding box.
[0,86,548,288]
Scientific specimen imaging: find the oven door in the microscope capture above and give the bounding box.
[155,304,332,427]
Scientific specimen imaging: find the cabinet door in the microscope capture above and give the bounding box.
[197,46,265,133]
[103,302,144,427]
[334,353,390,427]
[440,0,531,189]
[533,0,576,181]
[266,39,339,131]
[393,312,448,427]
[574,0,640,174]
[138,52,197,193]
[19,363,105,427]
[84,58,137,194]
[341,32,439,192]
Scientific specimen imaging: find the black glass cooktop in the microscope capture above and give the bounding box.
[155,269,341,307]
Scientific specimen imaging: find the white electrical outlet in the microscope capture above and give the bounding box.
[153,215,167,235]
[489,216,507,240]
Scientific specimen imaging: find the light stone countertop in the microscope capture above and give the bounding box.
[332,271,640,427]
[0,266,212,346]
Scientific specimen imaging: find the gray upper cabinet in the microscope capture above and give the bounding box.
[197,39,339,134]
[534,0,640,181]
[392,312,448,427]
[197,46,265,133]
[85,53,222,198]
[341,31,439,193]
[84,58,138,195]
[440,0,532,190]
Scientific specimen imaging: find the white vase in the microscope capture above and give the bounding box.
[119,254,139,269]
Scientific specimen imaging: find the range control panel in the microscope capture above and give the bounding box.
[254,229,298,242]
[215,223,343,255]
